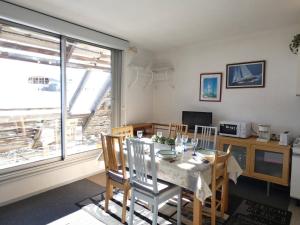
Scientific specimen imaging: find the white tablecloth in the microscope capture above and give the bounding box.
[123,140,243,203]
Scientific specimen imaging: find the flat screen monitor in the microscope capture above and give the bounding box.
[182,111,212,132]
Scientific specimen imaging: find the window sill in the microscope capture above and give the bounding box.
[0,149,101,184]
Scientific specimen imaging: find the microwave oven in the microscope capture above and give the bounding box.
[219,121,252,138]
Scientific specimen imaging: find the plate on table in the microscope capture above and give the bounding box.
[156,150,177,160]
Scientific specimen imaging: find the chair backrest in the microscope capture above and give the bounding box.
[194,125,217,150]
[101,133,127,179]
[168,123,188,138]
[126,138,158,194]
[112,126,134,139]
[212,145,231,189]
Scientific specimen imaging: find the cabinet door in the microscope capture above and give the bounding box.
[250,145,290,186]
[220,140,250,176]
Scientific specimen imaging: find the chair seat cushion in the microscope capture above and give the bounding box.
[132,178,175,196]
[107,170,129,184]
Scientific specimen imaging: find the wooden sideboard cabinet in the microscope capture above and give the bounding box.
[218,136,291,186]
[131,123,154,137]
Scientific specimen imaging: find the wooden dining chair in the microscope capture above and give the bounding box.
[112,125,134,139]
[126,138,182,225]
[203,145,232,225]
[101,133,130,224]
[168,123,188,138]
[194,125,218,150]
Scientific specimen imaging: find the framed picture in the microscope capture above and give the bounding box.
[226,60,266,88]
[199,73,222,102]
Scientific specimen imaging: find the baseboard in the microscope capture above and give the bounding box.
[0,168,105,207]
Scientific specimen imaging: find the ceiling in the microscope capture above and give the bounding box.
[4,0,300,52]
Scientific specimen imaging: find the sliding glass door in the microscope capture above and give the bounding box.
[0,20,116,172]
[0,22,61,170]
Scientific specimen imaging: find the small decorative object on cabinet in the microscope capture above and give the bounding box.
[279,131,292,146]
[226,60,266,88]
[257,124,271,142]
[199,72,222,102]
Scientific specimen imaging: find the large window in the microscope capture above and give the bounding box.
[0,21,112,171]
[65,40,111,155]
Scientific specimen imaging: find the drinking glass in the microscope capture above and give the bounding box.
[191,138,198,156]
[157,131,163,138]
[182,135,188,150]
[137,130,143,139]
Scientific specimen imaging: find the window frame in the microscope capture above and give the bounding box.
[0,18,116,180]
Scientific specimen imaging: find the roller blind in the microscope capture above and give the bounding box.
[0,1,129,50]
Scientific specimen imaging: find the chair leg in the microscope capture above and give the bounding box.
[221,178,228,217]
[177,190,182,225]
[121,186,129,223]
[105,177,112,212]
[129,189,135,225]
[128,189,131,199]
[152,201,158,225]
[220,185,225,218]
[211,191,216,225]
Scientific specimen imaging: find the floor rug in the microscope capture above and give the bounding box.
[77,191,227,225]
[0,179,105,225]
[226,199,292,225]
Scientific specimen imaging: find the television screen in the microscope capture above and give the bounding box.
[182,111,212,132]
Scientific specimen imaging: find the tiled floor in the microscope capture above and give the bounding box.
[88,173,300,225]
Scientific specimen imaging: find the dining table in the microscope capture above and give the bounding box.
[122,137,243,225]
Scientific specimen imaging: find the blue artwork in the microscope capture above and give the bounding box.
[203,77,218,98]
[227,61,265,88]
[200,73,222,102]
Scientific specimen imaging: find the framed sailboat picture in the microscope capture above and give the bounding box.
[199,73,222,102]
[226,60,266,88]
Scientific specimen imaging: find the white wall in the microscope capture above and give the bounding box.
[153,25,300,136]
[121,48,154,125]
[0,159,104,206]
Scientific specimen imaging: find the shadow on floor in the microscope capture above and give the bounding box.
[229,176,290,210]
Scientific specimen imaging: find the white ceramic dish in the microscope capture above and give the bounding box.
[156,150,177,160]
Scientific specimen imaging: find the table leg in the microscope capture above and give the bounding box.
[193,193,202,225]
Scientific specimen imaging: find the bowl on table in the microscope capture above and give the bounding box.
[156,150,177,160]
